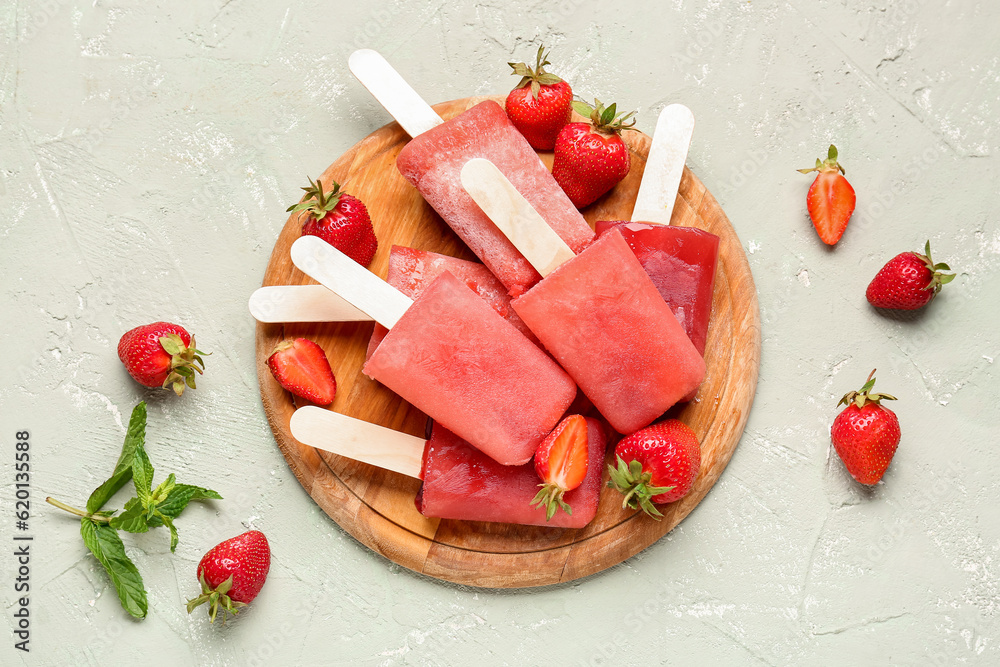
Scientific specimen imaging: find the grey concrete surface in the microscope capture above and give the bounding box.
[1,1,998,665]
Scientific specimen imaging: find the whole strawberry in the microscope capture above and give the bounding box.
[607,419,701,519]
[866,240,955,310]
[797,145,856,245]
[552,99,635,209]
[118,322,207,396]
[187,530,270,623]
[505,45,573,151]
[289,176,377,267]
[831,369,900,485]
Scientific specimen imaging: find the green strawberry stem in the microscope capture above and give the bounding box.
[46,497,112,523]
[917,240,956,293]
[286,176,344,221]
[838,369,897,409]
[159,334,208,396]
[530,482,573,521]
[797,144,846,175]
[508,45,564,99]
[571,98,637,135]
[186,572,245,624]
[606,456,674,520]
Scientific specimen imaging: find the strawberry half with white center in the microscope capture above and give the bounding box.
[187,530,270,624]
[607,419,701,519]
[530,414,590,520]
[289,176,378,267]
[117,322,207,396]
[866,240,955,310]
[552,99,635,209]
[831,369,900,485]
[266,338,337,405]
[797,144,856,245]
[504,45,573,151]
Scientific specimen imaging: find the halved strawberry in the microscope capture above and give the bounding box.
[266,338,336,405]
[530,414,590,520]
[798,145,856,245]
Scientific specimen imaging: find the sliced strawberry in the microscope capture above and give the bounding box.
[266,338,337,405]
[798,145,856,245]
[530,414,590,520]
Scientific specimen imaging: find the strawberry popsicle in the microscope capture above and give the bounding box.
[461,159,705,435]
[594,221,718,355]
[291,235,576,466]
[396,100,594,296]
[289,407,605,528]
[599,104,719,355]
[348,50,594,297]
[367,245,536,360]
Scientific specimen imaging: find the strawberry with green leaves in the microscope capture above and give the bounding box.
[187,530,271,624]
[866,241,955,310]
[552,98,635,208]
[530,414,589,520]
[831,370,900,485]
[608,419,701,519]
[289,176,378,267]
[505,45,573,150]
[118,322,207,396]
[798,145,856,245]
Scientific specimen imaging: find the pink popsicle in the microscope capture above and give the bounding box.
[289,407,605,528]
[367,245,536,360]
[416,419,605,528]
[511,229,705,434]
[396,100,595,297]
[594,221,719,355]
[364,270,577,465]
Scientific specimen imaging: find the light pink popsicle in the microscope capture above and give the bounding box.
[511,228,706,434]
[364,271,577,466]
[396,100,595,297]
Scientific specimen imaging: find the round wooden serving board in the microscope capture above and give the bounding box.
[256,97,761,588]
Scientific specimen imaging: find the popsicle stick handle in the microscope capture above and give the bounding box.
[289,406,425,479]
[460,158,576,277]
[631,104,695,226]
[290,236,413,329]
[249,285,373,323]
[348,49,443,138]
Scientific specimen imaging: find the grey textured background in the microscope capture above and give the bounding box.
[2,1,998,665]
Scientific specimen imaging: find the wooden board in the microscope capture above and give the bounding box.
[255,97,761,588]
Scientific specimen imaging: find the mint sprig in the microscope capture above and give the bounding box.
[47,401,223,619]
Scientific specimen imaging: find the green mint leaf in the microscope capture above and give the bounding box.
[87,402,147,513]
[151,484,223,522]
[132,444,154,503]
[156,512,180,552]
[151,473,176,505]
[109,498,150,533]
[80,519,148,619]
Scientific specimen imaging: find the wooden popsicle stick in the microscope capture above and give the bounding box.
[289,406,425,479]
[290,236,413,329]
[348,49,444,138]
[460,158,576,277]
[631,104,695,226]
[249,285,373,323]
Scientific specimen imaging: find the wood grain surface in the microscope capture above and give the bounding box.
[255,96,761,588]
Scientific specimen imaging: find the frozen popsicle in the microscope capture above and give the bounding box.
[367,245,537,359]
[289,406,606,528]
[290,235,576,466]
[461,159,705,435]
[349,49,594,297]
[596,104,719,355]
